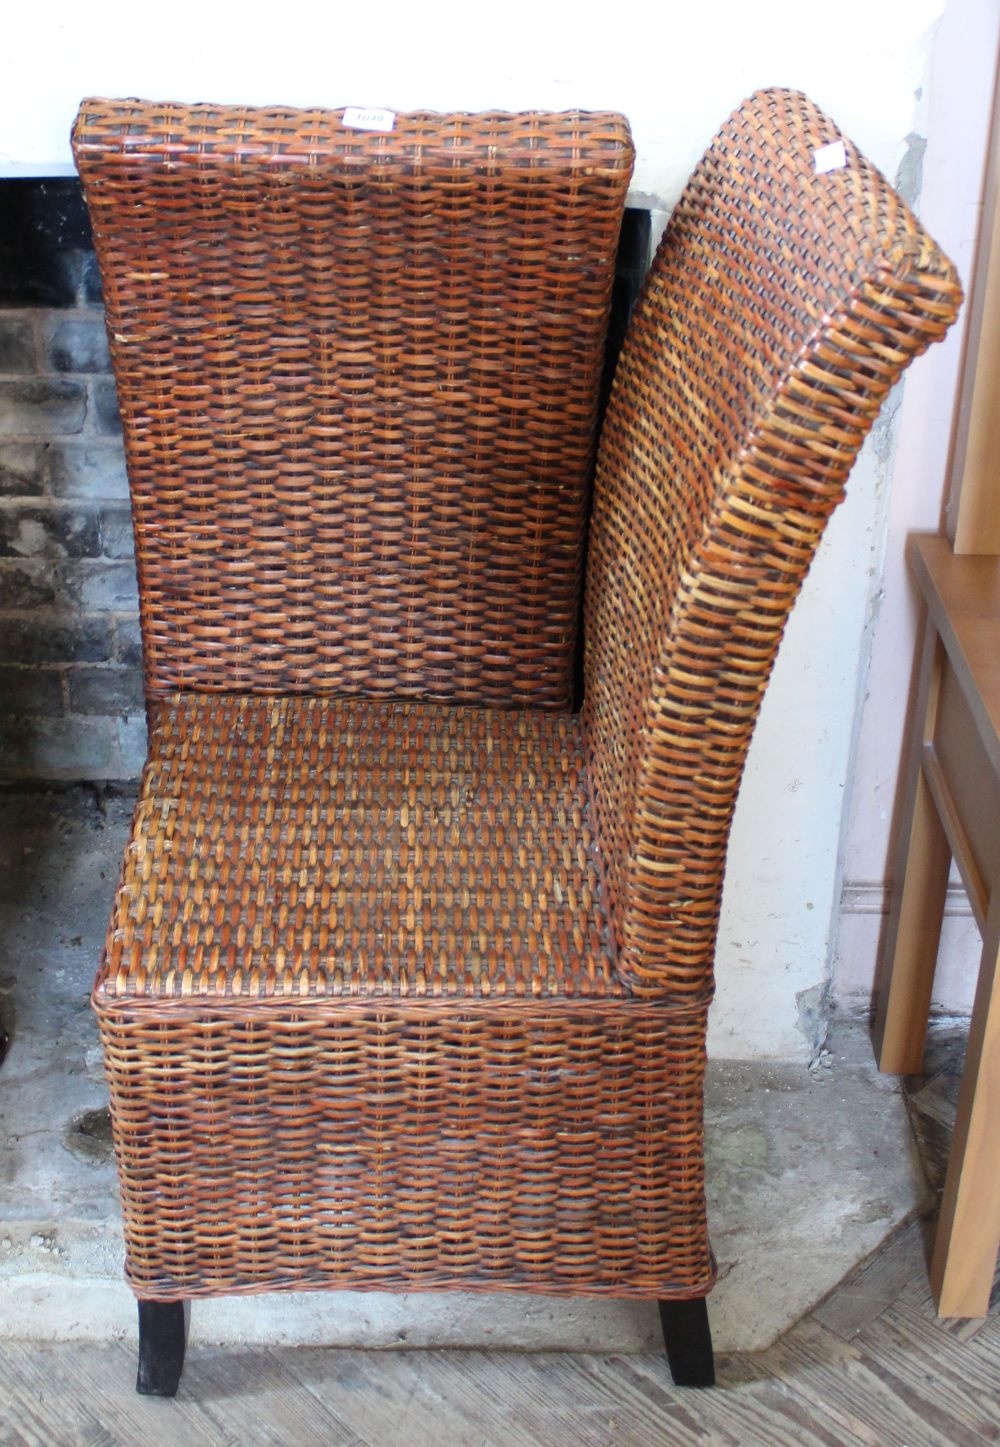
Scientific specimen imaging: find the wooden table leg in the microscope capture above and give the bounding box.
[874,625,951,1074]
[931,892,1000,1318]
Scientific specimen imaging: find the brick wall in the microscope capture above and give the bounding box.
[0,180,144,781]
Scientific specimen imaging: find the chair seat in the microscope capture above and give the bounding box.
[100,695,623,1003]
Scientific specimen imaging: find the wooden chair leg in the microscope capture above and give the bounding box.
[873,623,950,1075]
[930,897,1000,1317]
[136,1300,189,1397]
[658,1297,715,1387]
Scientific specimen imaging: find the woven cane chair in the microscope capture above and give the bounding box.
[73,90,960,1396]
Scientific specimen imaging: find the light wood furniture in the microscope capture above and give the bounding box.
[874,534,1000,1317]
[875,46,1000,1319]
[945,47,1000,553]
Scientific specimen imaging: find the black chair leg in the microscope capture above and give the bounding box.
[136,1299,189,1396]
[658,1296,715,1387]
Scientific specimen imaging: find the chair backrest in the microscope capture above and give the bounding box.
[583,88,962,999]
[73,101,633,707]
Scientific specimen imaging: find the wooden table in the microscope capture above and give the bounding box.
[873,533,1000,1317]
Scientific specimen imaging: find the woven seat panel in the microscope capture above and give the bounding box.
[72,102,634,707]
[95,998,711,1299]
[100,696,621,1001]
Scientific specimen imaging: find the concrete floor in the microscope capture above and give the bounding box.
[0,786,928,1354]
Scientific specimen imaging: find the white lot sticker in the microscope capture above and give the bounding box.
[813,140,847,174]
[342,107,396,132]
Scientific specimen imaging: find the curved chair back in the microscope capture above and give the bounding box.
[583,89,962,998]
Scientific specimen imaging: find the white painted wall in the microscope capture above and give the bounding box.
[834,0,1000,1020]
[2,0,977,1057]
[1,0,943,199]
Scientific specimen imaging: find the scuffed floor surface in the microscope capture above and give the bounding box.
[2,1218,998,1447]
[1,787,927,1356]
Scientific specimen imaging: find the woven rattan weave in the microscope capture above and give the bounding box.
[72,102,633,709]
[105,695,620,1001]
[75,92,960,1340]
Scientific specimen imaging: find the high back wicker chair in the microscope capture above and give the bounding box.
[73,89,960,1396]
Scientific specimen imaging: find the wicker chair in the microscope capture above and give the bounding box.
[73,90,960,1395]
